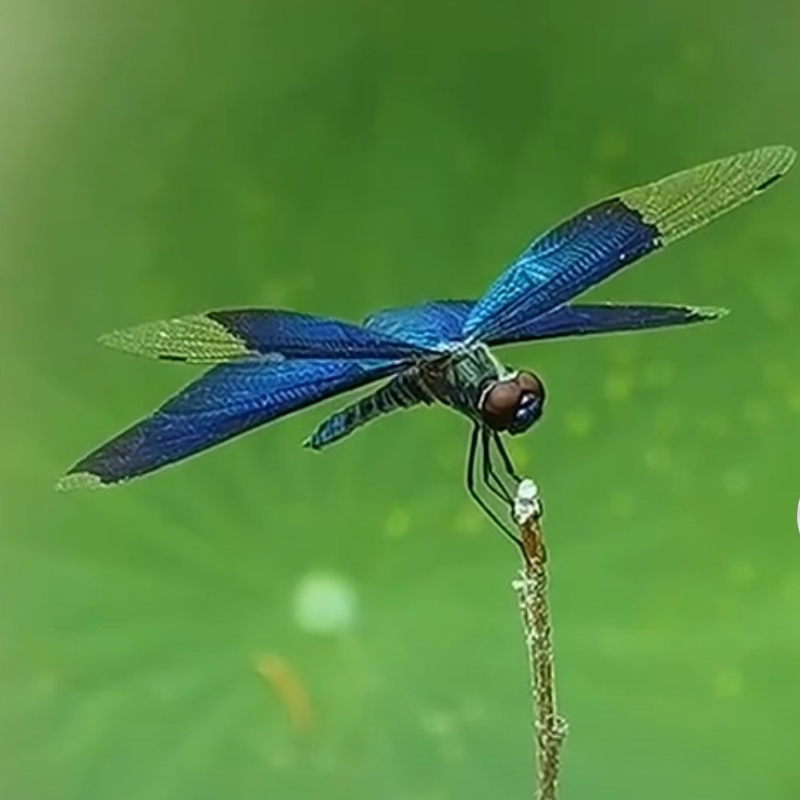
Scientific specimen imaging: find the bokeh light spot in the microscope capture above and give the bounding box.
[292,571,359,635]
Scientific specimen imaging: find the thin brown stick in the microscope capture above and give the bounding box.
[512,479,568,800]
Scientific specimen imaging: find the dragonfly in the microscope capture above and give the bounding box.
[58,145,795,546]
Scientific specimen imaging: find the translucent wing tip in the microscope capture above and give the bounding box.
[55,471,106,491]
[693,305,729,321]
[753,144,796,188]
[619,144,797,247]
[98,315,254,363]
[98,325,151,356]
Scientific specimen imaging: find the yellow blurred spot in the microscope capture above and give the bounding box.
[609,490,635,520]
[779,571,800,602]
[682,41,707,71]
[506,440,530,469]
[757,287,791,323]
[258,279,291,308]
[726,560,755,587]
[434,445,461,473]
[742,398,771,428]
[721,468,750,496]
[257,654,315,734]
[645,445,672,472]
[265,745,295,770]
[595,129,628,163]
[584,174,613,200]
[713,668,743,699]
[419,709,464,762]
[596,625,628,659]
[564,408,593,439]
[420,709,456,738]
[27,670,60,700]
[654,404,683,436]
[785,388,800,415]
[244,187,273,218]
[604,371,633,403]
[135,168,165,199]
[453,504,482,538]
[458,696,487,724]
[762,360,789,389]
[454,141,480,176]
[654,76,679,105]
[609,340,637,365]
[702,413,730,438]
[384,506,411,539]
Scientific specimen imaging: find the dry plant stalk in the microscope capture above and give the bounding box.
[512,479,568,800]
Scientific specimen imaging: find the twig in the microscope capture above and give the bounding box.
[512,479,568,800]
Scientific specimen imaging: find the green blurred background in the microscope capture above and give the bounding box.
[1,0,799,798]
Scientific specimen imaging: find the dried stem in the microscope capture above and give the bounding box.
[512,479,568,800]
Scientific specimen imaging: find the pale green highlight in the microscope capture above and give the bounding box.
[695,305,729,318]
[622,145,796,244]
[54,471,104,491]
[98,314,257,363]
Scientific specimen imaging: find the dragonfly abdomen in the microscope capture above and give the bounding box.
[305,370,432,450]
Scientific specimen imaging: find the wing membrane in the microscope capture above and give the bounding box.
[490,302,726,344]
[57,358,402,488]
[100,308,434,363]
[363,300,473,349]
[365,298,725,347]
[463,145,795,342]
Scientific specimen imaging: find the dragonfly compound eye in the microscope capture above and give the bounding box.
[507,371,545,435]
[479,372,545,434]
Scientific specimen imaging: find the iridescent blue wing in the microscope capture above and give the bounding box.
[463,145,795,343]
[489,302,726,345]
[365,299,724,348]
[56,358,403,489]
[99,308,434,363]
[363,300,474,349]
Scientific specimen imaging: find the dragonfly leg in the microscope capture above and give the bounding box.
[492,432,522,483]
[480,427,513,505]
[466,425,525,553]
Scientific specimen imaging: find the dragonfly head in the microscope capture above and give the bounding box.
[479,371,545,435]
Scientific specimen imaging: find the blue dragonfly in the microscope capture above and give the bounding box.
[58,145,795,543]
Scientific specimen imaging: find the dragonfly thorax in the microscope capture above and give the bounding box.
[479,370,545,435]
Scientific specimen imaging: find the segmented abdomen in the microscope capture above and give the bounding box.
[305,371,431,450]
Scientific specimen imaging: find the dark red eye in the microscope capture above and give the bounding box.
[480,381,523,431]
[480,371,546,434]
